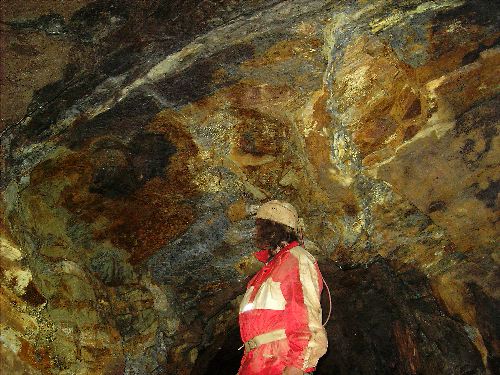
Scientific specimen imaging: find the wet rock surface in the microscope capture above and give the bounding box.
[1,0,499,374]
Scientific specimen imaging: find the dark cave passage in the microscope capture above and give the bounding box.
[192,325,242,375]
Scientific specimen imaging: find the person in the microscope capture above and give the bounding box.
[238,200,328,375]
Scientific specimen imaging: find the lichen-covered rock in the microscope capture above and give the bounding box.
[1,0,498,374]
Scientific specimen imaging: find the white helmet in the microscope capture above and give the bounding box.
[256,200,299,230]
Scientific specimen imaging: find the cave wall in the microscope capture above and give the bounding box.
[1,0,498,374]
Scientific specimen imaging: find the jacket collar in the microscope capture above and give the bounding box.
[254,241,300,263]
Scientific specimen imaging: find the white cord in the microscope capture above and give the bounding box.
[321,274,332,327]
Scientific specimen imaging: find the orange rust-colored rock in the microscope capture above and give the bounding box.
[332,35,427,162]
[242,38,323,68]
[30,111,199,264]
[303,88,334,175]
[227,199,247,223]
[393,321,420,375]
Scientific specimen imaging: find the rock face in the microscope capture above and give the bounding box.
[1,0,498,374]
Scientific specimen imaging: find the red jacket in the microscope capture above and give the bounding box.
[238,241,328,374]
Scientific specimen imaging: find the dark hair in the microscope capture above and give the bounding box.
[255,218,299,250]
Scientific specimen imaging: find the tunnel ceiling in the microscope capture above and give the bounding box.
[0,0,499,374]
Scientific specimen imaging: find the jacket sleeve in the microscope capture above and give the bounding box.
[281,248,328,371]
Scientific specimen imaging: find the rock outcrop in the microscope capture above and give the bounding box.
[1,0,498,374]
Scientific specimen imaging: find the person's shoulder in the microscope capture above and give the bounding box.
[289,245,316,263]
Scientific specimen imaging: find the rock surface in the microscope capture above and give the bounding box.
[1,0,498,374]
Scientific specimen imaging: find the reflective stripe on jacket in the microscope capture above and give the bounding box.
[238,241,328,374]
